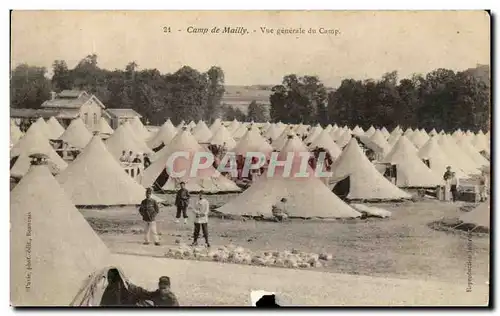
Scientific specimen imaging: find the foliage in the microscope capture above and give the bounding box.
[272,66,490,132]
[11,54,226,126]
[246,101,268,122]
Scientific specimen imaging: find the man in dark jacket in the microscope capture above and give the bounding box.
[131,276,180,306]
[139,188,160,245]
[175,182,190,224]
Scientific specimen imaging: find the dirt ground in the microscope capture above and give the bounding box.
[81,196,490,286]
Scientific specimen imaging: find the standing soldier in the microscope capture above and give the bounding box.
[191,191,211,247]
[175,182,190,224]
[138,188,160,246]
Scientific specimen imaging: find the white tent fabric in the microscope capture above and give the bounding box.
[58,118,93,149]
[141,128,241,193]
[272,127,296,150]
[330,138,411,201]
[231,123,249,140]
[46,117,65,139]
[10,122,23,147]
[218,135,361,218]
[304,125,323,144]
[105,122,153,160]
[192,121,213,143]
[97,117,114,135]
[208,124,236,148]
[57,136,148,205]
[147,120,178,149]
[418,136,467,179]
[308,129,342,160]
[352,126,364,137]
[456,138,489,167]
[231,128,273,156]
[437,135,480,175]
[209,118,223,134]
[335,130,352,148]
[382,135,443,187]
[409,130,429,149]
[10,124,68,178]
[31,117,52,139]
[10,164,109,306]
[364,126,376,138]
[460,202,490,229]
[227,119,240,133]
[130,117,151,140]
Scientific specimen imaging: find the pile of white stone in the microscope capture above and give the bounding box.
[165,244,333,269]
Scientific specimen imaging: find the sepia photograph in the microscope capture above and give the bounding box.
[9,10,491,307]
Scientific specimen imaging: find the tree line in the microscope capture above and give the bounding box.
[270,65,490,132]
[10,54,490,132]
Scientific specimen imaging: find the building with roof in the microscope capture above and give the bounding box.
[10,90,105,130]
[10,89,145,132]
[104,108,142,129]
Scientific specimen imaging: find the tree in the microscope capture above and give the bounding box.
[221,104,246,121]
[52,60,72,91]
[205,66,225,123]
[269,74,327,124]
[10,64,52,109]
[246,101,268,122]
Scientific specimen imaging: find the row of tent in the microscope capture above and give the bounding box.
[10,154,490,306]
[10,116,490,215]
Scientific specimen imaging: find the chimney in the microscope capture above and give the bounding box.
[50,91,57,100]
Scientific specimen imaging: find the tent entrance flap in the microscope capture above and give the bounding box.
[153,168,169,190]
[332,176,350,200]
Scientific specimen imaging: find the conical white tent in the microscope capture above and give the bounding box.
[418,136,467,179]
[188,120,197,130]
[176,120,186,130]
[438,135,480,175]
[330,128,344,141]
[351,125,364,137]
[381,127,390,139]
[11,164,109,306]
[472,133,489,154]
[330,138,412,201]
[217,135,361,218]
[105,122,153,160]
[264,124,284,141]
[335,130,352,148]
[460,202,490,229]
[231,123,249,140]
[231,127,273,156]
[58,118,92,149]
[147,119,178,149]
[304,125,323,144]
[227,119,240,133]
[382,135,442,187]
[309,129,342,160]
[429,128,438,136]
[364,126,376,138]
[97,117,114,135]
[10,122,23,147]
[31,117,51,139]
[324,124,333,134]
[10,125,68,178]
[409,130,429,149]
[46,117,65,139]
[130,116,151,140]
[456,138,489,167]
[294,124,309,137]
[141,128,241,193]
[192,121,213,143]
[364,130,391,158]
[208,124,236,148]
[387,133,400,148]
[272,126,296,150]
[57,136,147,206]
[209,118,222,134]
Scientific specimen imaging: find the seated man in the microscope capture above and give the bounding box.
[272,198,289,222]
[131,276,180,306]
[100,269,179,307]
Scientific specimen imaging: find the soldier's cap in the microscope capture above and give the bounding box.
[180,181,186,185]
[159,276,171,285]
[146,188,153,193]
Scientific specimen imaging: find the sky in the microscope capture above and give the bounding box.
[11,11,490,87]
